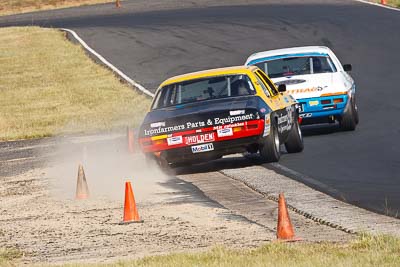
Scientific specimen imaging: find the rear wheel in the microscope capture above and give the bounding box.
[284,119,304,153]
[259,123,280,163]
[340,100,357,131]
[145,153,174,173]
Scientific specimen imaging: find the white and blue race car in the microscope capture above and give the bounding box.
[245,46,358,130]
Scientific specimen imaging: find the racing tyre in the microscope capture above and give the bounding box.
[284,118,304,153]
[259,122,280,163]
[158,158,177,175]
[340,101,357,131]
[144,153,157,167]
[145,153,174,173]
[354,102,359,125]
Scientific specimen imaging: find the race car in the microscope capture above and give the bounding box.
[138,66,303,168]
[245,46,358,130]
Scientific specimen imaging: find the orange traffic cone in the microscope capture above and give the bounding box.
[121,181,143,224]
[116,0,121,8]
[277,193,299,241]
[381,0,387,4]
[76,164,89,199]
[127,127,135,153]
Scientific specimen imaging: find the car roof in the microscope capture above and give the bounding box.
[159,65,259,87]
[246,46,333,65]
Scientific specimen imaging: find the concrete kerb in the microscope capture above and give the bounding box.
[221,165,400,237]
[60,27,400,237]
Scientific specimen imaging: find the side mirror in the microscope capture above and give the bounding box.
[278,84,286,92]
[343,64,352,72]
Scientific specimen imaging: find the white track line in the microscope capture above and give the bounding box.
[60,28,155,98]
[355,0,400,12]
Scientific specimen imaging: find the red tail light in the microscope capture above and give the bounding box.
[153,139,167,145]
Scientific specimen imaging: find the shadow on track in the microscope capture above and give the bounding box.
[169,123,344,176]
[300,123,342,137]
[172,154,265,176]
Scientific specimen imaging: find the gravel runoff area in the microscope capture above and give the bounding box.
[0,134,351,265]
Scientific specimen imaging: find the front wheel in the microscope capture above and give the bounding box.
[354,102,359,125]
[259,123,280,163]
[284,119,304,153]
[340,100,357,131]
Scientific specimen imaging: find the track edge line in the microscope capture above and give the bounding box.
[59,28,155,98]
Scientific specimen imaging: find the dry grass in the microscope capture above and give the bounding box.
[1,234,399,266]
[0,248,22,266]
[371,0,400,7]
[0,27,151,141]
[28,234,400,267]
[0,0,115,16]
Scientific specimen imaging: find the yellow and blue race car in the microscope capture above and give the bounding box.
[138,66,303,168]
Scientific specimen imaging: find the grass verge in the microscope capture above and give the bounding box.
[56,234,400,267]
[371,0,400,8]
[0,27,151,141]
[0,248,22,266]
[0,0,115,16]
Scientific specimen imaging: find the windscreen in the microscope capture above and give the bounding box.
[255,56,337,78]
[152,74,255,110]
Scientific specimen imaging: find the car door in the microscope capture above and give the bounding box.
[254,70,293,137]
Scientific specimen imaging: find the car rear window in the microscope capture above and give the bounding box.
[152,74,256,110]
[254,56,337,78]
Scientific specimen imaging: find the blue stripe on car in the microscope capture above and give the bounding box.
[247,52,329,66]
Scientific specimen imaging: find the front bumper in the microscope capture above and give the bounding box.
[298,94,349,120]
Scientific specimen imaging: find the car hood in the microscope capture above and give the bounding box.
[272,73,350,99]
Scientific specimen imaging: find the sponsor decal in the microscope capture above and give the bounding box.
[287,86,328,94]
[275,79,306,86]
[144,124,185,136]
[229,110,246,116]
[191,143,214,153]
[217,128,233,137]
[144,113,255,136]
[278,107,294,133]
[286,106,294,126]
[213,122,244,131]
[299,113,312,118]
[167,136,183,146]
[185,132,215,145]
[263,113,271,137]
[151,121,166,128]
[277,114,288,124]
[213,114,255,125]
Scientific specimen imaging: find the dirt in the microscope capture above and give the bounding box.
[0,136,276,265]
[0,134,354,265]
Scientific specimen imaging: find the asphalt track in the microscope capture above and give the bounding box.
[1,0,399,217]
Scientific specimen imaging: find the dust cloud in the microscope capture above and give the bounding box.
[47,131,172,203]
